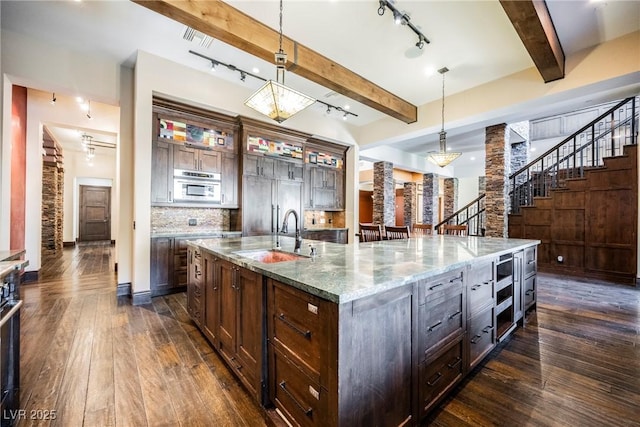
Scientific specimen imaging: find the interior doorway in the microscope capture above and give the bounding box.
[79,185,111,242]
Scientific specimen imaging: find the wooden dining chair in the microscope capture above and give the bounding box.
[385,225,411,240]
[413,223,433,236]
[359,223,383,242]
[442,224,468,236]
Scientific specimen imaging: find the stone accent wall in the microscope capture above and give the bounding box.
[373,161,395,226]
[422,173,439,225]
[151,206,230,232]
[403,182,417,229]
[485,124,510,237]
[478,176,486,194]
[41,131,64,257]
[443,178,458,220]
[509,121,530,181]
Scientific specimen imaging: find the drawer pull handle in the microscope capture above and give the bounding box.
[428,283,444,291]
[278,314,312,339]
[482,281,491,285]
[447,357,462,369]
[279,381,313,417]
[470,284,482,291]
[449,276,462,284]
[427,321,442,332]
[527,260,536,265]
[427,372,442,386]
[448,310,462,320]
[525,289,535,296]
[483,325,493,334]
[470,334,483,344]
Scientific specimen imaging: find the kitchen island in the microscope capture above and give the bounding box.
[187,235,539,426]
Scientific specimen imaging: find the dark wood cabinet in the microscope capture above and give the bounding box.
[305,166,344,210]
[221,153,238,207]
[202,252,219,348]
[243,154,276,178]
[276,159,304,181]
[302,229,348,244]
[174,145,222,173]
[215,259,263,401]
[186,245,203,327]
[419,335,464,417]
[242,159,303,237]
[151,140,173,203]
[150,237,174,296]
[468,305,495,370]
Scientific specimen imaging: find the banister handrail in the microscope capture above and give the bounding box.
[435,193,486,235]
[509,97,635,180]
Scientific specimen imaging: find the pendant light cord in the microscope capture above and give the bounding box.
[441,70,445,132]
[278,0,284,54]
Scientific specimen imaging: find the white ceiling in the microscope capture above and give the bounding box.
[2,0,639,165]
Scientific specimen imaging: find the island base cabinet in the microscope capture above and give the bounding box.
[467,306,495,371]
[418,335,464,417]
[270,346,329,427]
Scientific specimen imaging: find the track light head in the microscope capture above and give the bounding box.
[393,10,403,24]
[416,40,424,49]
[378,0,386,15]
[240,71,247,82]
[50,93,56,105]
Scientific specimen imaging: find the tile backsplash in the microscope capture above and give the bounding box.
[304,210,346,228]
[151,207,230,232]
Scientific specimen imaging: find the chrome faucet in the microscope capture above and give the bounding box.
[281,209,302,253]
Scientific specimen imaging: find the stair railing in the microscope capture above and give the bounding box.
[510,96,637,214]
[434,194,486,236]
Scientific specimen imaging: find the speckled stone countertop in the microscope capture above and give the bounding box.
[0,249,25,262]
[303,227,349,231]
[0,261,28,279]
[188,235,540,304]
[151,230,242,238]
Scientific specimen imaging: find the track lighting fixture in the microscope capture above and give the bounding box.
[378,0,430,50]
[189,50,359,121]
[210,60,218,71]
[50,92,56,105]
[86,100,92,120]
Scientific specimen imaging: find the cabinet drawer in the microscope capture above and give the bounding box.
[417,282,464,361]
[467,279,494,316]
[524,246,537,277]
[468,306,495,369]
[417,269,463,305]
[271,346,328,427]
[524,275,536,309]
[268,280,331,387]
[419,336,463,417]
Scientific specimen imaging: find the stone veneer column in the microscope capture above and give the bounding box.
[443,178,458,220]
[478,176,486,194]
[485,124,510,237]
[403,182,417,229]
[42,133,64,257]
[373,161,395,226]
[509,121,530,184]
[422,173,439,225]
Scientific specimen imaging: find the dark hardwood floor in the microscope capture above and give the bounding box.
[17,243,640,426]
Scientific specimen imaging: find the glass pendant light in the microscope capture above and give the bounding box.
[244,0,315,123]
[428,67,461,167]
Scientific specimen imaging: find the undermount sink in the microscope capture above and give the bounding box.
[233,249,310,264]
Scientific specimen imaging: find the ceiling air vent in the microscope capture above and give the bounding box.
[182,26,214,49]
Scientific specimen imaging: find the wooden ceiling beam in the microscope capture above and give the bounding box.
[500,0,565,83]
[132,0,418,123]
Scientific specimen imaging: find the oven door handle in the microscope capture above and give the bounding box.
[0,300,23,328]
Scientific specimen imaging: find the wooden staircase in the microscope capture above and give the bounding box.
[509,144,638,284]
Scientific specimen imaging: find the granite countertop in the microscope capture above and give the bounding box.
[303,227,349,231]
[0,260,28,279]
[151,230,242,238]
[188,235,540,304]
[0,249,26,262]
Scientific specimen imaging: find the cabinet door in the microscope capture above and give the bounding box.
[242,176,275,236]
[203,253,219,348]
[323,169,337,190]
[235,267,263,398]
[217,260,237,363]
[150,237,173,296]
[199,150,222,173]
[513,251,524,322]
[303,167,313,209]
[275,159,292,180]
[260,156,276,178]
[173,238,189,288]
[277,180,303,235]
[290,163,304,181]
[221,153,238,206]
[335,170,344,209]
[173,145,198,170]
[243,154,260,176]
[151,141,173,204]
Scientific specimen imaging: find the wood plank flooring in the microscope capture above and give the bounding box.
[16,243,640,426]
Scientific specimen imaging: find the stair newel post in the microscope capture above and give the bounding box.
[610,109,616,157]
[632,97,636,145]
[591,125,596,167]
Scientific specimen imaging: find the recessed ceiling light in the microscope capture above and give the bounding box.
[531,147,537,152]
[344,104,350,110]
[80,103,89,111]
[76,96,84,103]
[252,67,260,74]
[470,156,476,161]
[425,66,435,76]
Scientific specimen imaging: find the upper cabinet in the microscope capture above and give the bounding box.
[151,99,239,208]
[304,141,347,211]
